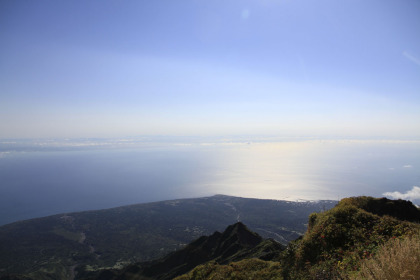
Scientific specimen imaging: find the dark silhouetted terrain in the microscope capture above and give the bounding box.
[0,195,335,279]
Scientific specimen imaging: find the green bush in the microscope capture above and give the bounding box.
[284,199,420,279]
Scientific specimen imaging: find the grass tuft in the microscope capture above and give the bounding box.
[347,234,420,280]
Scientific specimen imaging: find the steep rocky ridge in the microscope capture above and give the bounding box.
[87,222,283,280]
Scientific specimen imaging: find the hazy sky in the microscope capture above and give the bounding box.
[1,0,419,139]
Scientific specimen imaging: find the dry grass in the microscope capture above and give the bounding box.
[174,259,283,280]
[348,234,420,280]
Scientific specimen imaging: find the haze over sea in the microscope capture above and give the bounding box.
[1,2,420,226]
[1,137,419,226]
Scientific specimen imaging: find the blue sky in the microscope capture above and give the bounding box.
[1,0,419,139]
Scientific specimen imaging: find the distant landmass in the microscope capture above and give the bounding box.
[0,195,336,279]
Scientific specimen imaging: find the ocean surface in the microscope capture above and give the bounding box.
[1,138,419,226]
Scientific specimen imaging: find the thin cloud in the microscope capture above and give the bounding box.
[403,51,420,67]
[383,186,420,201]
[403,165,413,168]
[241,9,250,20]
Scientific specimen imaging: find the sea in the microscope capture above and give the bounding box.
[1,137,419,226]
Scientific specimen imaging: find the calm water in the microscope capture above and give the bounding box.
[1,139,419,225]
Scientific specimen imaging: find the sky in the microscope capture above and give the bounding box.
[1,0,420,139]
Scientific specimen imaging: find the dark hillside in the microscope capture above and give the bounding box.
[173,197,420,280]
[89,222,284,280]
[3,196,418,280]
[0,195,334,279]
[340,196,420,222]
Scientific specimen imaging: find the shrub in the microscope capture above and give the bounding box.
[347,234,420,280]
[175,259,283,280]
[289,199,420,279]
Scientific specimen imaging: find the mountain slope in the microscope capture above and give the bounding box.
[339,196,420,222]
[87,222,284,280]
[2,196,418,280]
[0,195,335,279]
[174,197,420,280]
[175,259,283,280]
[281,197,420,279]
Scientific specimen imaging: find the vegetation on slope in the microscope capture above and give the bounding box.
[339,196,420,223]
[2,196,419,280]
[347,233,420,280]
[85,222,284,280]
[280,196,420,279]
[174,196,420,280]
[174,259,283,280]
[0,195,334,279]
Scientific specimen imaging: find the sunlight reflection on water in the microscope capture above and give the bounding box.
[188,141,420,201]
[0,140,419,225]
